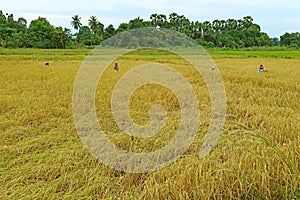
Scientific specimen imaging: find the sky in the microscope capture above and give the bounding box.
[1,0,299,37]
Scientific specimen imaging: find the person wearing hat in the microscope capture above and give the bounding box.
[258,64,265,72]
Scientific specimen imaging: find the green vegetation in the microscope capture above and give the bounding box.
[0,49,299,199]
[208,49,300,59]
[0,11,70,48]
[1,9,299,49]
[0,48,89,61]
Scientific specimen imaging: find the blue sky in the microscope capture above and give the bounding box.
[1,0,299,37]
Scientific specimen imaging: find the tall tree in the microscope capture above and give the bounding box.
[70,15,82,30]
[280,32,300,47]
[0,10,6,26]
[157,14,167,28]
[150,14,158,27]
[77,26,92,45]
[194,21,203,38]
[27,17,55,48]
[103,24,115,39]
[88,16,98,34]
[256,32,272,46]
[242,16,254,29]
[226,19,237,31]
[52,26,68,48]
[128,17,145,29]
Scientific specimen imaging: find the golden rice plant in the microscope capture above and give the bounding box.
[0,49,299,199]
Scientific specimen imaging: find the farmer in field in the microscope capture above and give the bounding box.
[45,60,50,67]
[114,62,119,71]
[258,64,265,72]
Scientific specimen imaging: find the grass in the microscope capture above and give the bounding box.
[208,49,300,59]
[0,48,299,199]
[0,48,89,61]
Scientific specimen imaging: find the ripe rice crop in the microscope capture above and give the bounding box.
[0,48,299,199]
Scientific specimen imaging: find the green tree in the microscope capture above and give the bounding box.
[17,17,27,27]
[289,32,300,47]
[128,17,145,29]
[226,19,237,31]
[256,32,272,46]
[115,23,128,33]
[88,16,98,34]
[150,14,158,27]
[242,16,254,29]
[157,14,167,28]
[103,24,115,39]
[27,17,56,48]
[280,32,300,47]
[202,21,214,43]
[96,22,104,35]
[280,33,290,46]
[77,26,92,45]
[7,14,14,24]
[0,10,6,26]
[212,19,222,33]
[0,27,16,47]
[193,21,203,39]
[169,12,180,30]
[71,15,82,30]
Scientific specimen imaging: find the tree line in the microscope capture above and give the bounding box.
[0,10,299,49]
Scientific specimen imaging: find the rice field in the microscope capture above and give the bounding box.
[0,48,299,199]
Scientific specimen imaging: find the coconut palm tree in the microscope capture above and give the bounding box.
[88,16,98,34]
[150,13,158,27]
[169,12,180,30]
[226,19,237,31]
[70,15,82,30]
[157,14,167,28]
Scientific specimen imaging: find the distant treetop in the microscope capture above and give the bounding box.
[0,10,298,49]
